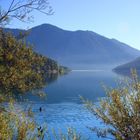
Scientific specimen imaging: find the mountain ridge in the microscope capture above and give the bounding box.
[113,57,140,74]
[5,23,140,69]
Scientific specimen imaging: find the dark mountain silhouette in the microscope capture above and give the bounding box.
[5,24,140,69]
[113,57,140,75]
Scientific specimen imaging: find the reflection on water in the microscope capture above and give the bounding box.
[13,72,60,102]
[45,72,60,84]
[15,70,121,104]
[33,102,106,139]
[16,70,122,139]
[44,70,121,104]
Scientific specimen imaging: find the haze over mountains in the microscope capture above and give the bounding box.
[5,24,140,69]
[114,57,140,75]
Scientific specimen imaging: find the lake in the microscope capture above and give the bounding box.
[20,70,123,139]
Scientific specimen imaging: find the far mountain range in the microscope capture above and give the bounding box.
[5,24,140,69]
[113,57,140,75]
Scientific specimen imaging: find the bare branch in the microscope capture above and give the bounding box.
[8,0,15,12]
[0,0,53,26]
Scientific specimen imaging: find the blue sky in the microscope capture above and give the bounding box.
[1,0,140,50]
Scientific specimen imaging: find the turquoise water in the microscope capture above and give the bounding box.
[20,70,121,139]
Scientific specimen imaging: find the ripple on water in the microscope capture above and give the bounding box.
[13,102,106,139]
[30,102,105,139]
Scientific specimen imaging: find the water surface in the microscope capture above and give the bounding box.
[21,70,122,139]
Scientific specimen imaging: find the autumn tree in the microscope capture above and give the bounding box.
[0,1,75,140]
[83,70,140,140]
[0,1,51,139]
[0,30,48,95]
[0,0,58,96]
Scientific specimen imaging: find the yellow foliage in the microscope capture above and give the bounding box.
[83,70,140,140]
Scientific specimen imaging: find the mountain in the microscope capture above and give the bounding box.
[5,24,140,69]
[113,57,140,75]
